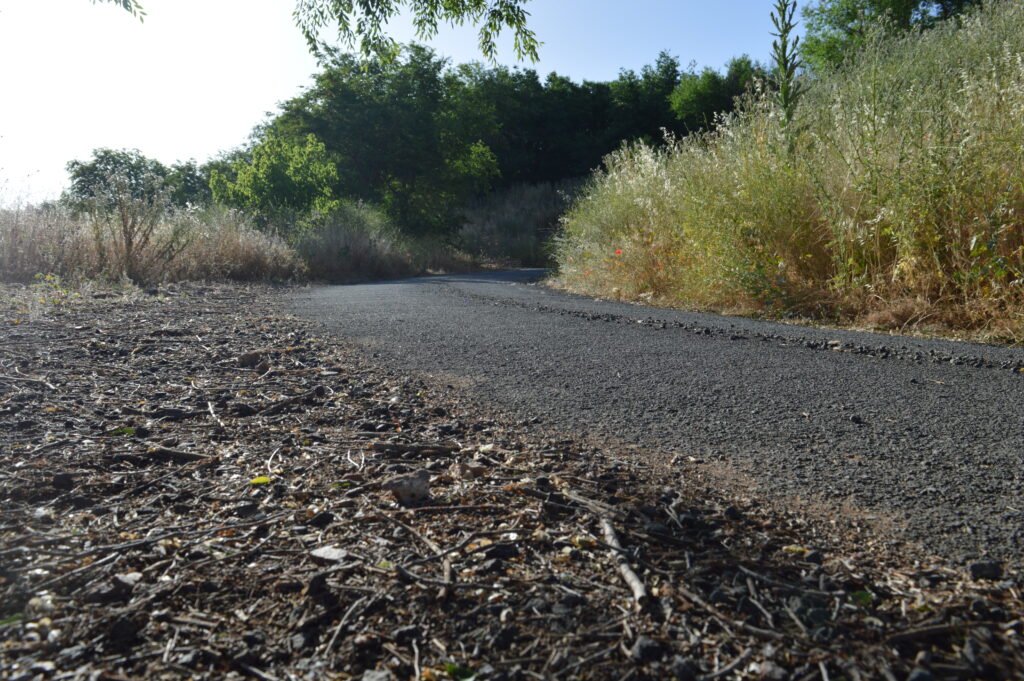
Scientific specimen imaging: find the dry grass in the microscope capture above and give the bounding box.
[0,204,304,284]
[294,202,475,283]
[458,182,578,266]
[553,1,1024,339]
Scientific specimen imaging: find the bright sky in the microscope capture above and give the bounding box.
[0,0,796,204]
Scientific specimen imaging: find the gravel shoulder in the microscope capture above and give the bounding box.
[1,282,1022,681]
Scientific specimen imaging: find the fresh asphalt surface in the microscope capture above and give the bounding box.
[292,270,1024,567]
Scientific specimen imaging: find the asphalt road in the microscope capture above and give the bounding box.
[291,270,1024,567]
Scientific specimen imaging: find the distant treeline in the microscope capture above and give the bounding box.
[64,47,763,236]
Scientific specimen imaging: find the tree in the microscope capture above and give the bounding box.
[65,148,168,208]
[669,56,764,133]
[210,134,339,230]
[268,45,500,234]
[802,0,983,70]
[95,0,537,62]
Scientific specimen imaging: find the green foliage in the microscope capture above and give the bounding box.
[65,149,213,209]
[555,0,1024,331]
[96,0,535,62]
[268,46,499,235]
[292,0,538,62]
[65,148,168,209]
[801,0,983,70]
[89,0,144,19]
[210,134,339,233]
[264,45,746,238]
[669,56,764,132]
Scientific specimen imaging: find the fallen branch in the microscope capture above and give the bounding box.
[598,516,648,607]
[0,374,57,390]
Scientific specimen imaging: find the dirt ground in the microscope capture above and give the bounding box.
[1,282,1021,681]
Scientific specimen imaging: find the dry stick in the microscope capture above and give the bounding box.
[598,516,648,607]
[33,551,121,590]
[378,512,454,599]
[677,585,784,641]
[145,446,211,464]
[322,596,368,656]
[0,374,57,390]
[393,564,500,591]
[207,401,226,429]
[27,438,73,456]
[701,648,753,681]
[257,386,322,416]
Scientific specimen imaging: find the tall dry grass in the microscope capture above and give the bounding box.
[0,204,304,284]
[554,1,1024,335]
[458,182,578,266]
[294,201,474,283]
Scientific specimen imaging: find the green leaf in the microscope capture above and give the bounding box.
[444,663,476,680]
[249,476,272,485]
[111,426,135,436]
[0,614,24,628]
[850,590,875,608]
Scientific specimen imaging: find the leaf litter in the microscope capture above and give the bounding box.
[0,282,1021,681]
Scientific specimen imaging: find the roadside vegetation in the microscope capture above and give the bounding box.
[7,0,1021,339]
[555,0,1024,338]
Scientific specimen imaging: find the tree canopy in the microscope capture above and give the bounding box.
[93,0,537,61]
[802,0,983,70]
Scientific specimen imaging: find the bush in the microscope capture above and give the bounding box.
[294,202,473,282]
[458,181,578,267]
[0,203,303,284]
[554,1,1024,333]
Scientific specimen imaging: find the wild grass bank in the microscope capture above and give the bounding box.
[554,1,1024,339]
[0,201,475,287]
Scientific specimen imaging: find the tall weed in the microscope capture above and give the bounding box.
[555,1,1024,333]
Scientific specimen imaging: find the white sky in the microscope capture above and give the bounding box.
[0,0,789,204]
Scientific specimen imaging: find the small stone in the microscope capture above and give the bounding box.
[961,638,982,668]
[310,546,349,564]
[523,597,549,613]
[969,560,1002,580]
[906,668,934,681]
[362,670,392,681]
[670,656,700,681]
[306,511,335,529]
[51,473,75,490]
[30,661,56,674]
[238,351,263,368]
[629,636,664,664]
[290,629,317,651]
[380,469,431,507]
